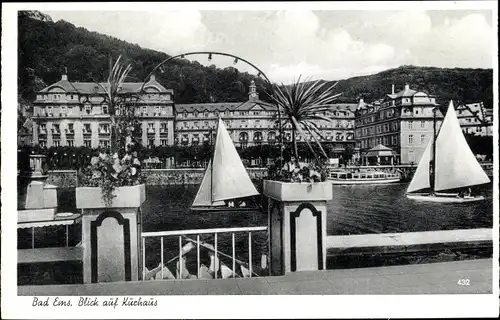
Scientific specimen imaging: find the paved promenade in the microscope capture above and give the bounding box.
[19,258,492,295]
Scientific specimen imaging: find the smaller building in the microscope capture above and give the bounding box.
[355,84,443,165]
[456,102,493,137]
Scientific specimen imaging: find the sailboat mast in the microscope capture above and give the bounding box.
[210,125,214,204]
[430,107,437,193]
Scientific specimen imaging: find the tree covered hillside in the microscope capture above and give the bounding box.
[18,11,270,104]
[19,11,493,109]
[330,66,493,108]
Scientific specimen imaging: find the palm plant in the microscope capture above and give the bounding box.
[94,55,133,154]
[268,75,342,162]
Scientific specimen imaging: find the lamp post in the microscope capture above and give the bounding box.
[139,51,284,170]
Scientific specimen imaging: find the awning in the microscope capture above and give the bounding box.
[17,213,82,229]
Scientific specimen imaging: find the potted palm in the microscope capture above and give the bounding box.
[263,76,340,274]
[75,55,147,283]
[76,55,146,209]
[264,76,340,200]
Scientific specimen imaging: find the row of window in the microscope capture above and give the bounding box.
[408,134,427,145]
[182,110,274,118]
[359,135,399,149]
[37,93,172,101]
[38,138,169,148]
[38,105,171,117]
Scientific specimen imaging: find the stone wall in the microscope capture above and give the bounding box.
[47,168,268,188]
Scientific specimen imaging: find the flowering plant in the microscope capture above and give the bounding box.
[76,55,145,206]
[268,157,328,183]
[77,150,145,207]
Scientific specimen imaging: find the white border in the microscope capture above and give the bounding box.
[2,2,498,319]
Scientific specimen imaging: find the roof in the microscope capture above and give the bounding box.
[394,86,417,98]
[39,78,172,94]
[369,144,394,152]
[364,144,398,157]
[177,100,272,113]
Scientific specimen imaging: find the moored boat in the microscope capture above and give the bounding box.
[190,118,261,212]
[406,101,490,203]
[328,169,400,185]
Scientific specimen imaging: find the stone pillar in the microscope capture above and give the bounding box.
[76,184,146,284]
[263,180,332,275]
[18,155,58,220]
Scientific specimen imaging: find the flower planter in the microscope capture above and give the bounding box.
[76,184,146,209]
[263,180,332,202]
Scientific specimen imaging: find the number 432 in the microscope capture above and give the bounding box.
[457,279,470,286]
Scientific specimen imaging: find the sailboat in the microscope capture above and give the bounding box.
[191,118,261,212]
[406,101,490,203]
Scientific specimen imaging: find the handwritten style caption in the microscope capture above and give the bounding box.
[32,296,158,308]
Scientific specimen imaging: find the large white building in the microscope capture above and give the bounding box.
[31,74,175,149]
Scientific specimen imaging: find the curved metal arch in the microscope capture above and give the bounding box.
[139,51,284,167]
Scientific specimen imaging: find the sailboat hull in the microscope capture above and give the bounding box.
[406,193,485,203]
[190,206,262,213]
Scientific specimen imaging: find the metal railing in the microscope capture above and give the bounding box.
[141,226,267,280]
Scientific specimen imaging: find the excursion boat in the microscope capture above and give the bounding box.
[328,169,400,185]
[406,101,490,203]
[191,118,261,212]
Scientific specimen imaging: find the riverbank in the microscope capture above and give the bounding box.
[46,168,268,188]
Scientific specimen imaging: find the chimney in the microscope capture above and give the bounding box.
[150,74,156,82]
[405,83,410,90]
[391,84,395,94]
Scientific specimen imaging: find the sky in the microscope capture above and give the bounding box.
[43,8,495,83]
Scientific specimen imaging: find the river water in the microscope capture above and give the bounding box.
[53,182,493,271]
[135,182,493,234]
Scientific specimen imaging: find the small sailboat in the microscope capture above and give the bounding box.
[155,265,176,280]
[220,262,234,279]
[199,264,213,279]
[191,118,261,212]
[240,265,250,278]
[406,101,490,203]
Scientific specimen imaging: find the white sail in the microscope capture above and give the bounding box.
[176,257,191,279]
[199,264,213,279]
[221,263,233,279]
[212,118,260,202]
[208,254,220,274]
[407,137,432,193]
[192,159,225,207]
[434,101,490,191]
[155,265,176,280]
[240,265,250,278]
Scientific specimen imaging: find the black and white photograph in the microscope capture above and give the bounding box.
[1,1,498,319]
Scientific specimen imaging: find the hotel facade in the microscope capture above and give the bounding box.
[31,74,175,149]
[31,77,357,158]
[354,84,444,165]
[455,102,493,137]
